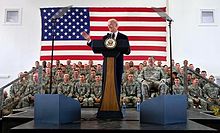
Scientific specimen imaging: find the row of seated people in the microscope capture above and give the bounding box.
[2,58,220,115]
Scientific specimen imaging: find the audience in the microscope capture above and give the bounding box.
[1,58,220,116]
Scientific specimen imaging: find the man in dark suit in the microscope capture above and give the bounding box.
[81,18,130,100]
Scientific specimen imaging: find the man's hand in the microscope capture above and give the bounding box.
[81,31,91,41]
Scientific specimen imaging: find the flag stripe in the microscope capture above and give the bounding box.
[41,41,166,46]
[91,36,166,41]
[90,17,166,22]
[40,50,167,56]
[89,7,166,12]
[90,26,166,31]
[40,55,166,61]
[89,12,163,17]
[41,45,166,51]
[90,31,166,37]
[90,21,167,26]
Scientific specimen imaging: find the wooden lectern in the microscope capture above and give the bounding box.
[90,39,129,119]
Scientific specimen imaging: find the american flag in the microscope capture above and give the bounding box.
[40,7,167,65]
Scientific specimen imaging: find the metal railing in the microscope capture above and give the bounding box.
[0,67,37,117]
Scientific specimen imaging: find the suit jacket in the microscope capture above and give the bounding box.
[102,32,130,76]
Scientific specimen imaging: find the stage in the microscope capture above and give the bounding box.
[1,107,220,133]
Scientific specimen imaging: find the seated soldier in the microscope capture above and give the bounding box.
[10,72,28,108]
[172,77,185,95]
[137,56,169,100]
[121,72,141,107]
[1,91,13,116]
[58,74,75,98]
[17,72,41,108]
[188,77,207,110]
[75,73,92,107]
[90,73,102,107]
[203,75,220,110]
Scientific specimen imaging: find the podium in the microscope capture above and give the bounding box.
[91,39,129,119]
[34,94,81,125]
[140,95,187,125]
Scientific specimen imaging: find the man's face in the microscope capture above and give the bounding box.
[57,70,63,76]
[127,74,134,81]
[148,57,155,65]
[209,76,215,82]
[193,78,199,85]
[80,75,85,82]
[174,78,180,85]
[108,20,118,32]
[64,74,69,82]
[95,75,101,81]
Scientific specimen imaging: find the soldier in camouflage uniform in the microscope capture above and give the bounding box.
[188,77,207,110]
[172,77,185,95]
[90,73,102,107]
[83,64,90,75]
[54,68,64,85]
[10,72,28,108]
[88,60,94,70]
[203,75,220,110]
[138,56,169,100]
[199,70,208,89]
[129,66,138,81]
[65,59,72,75]
[1,91,13,116]
[187,73,193,86]
[137,63,144,76]
[41,69,50,94]
[177,67,184,86]
[77,61,84,72]
[41,67,58,94]
[86,69,96,85]
[70,69,80,88]
[162,65,170,80]
[75,73,92,107]
[58,74,76,98]
[96,64,103,76]
[121,72,141,107]
[17,72,41,108]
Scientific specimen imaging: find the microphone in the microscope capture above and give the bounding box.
[107,33,111,38]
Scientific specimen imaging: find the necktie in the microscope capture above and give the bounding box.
[112,33,115,39]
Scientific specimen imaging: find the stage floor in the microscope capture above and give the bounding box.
[3,107,220,133]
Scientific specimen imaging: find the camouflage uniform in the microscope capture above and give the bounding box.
[9,80,28,108]
[172,84,185,95]
[90,81,102,106]
[65,64,72,76]
[54,75,64,86]
[203,83,220,109]
[121,80,141,106]
[2,96,13,116]
[70,77,79,89]
[86,70,96,85]
[10,80,27,98]
[199,79,207,89]
[44,75,58,94]
[138,65,169,100]
[177,73,184,86]
[75,81,91,106]
[18,81,41,108]
[86,76,96,85]
[188,84,207,110]
[58,81,75,98]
